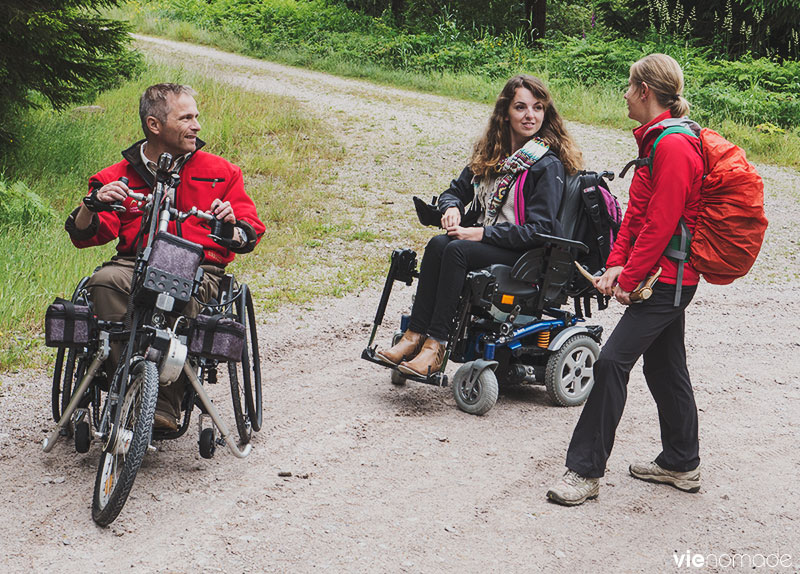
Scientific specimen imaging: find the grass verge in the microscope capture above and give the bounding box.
[0,59,409,370]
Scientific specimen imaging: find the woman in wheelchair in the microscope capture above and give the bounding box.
[375,74,583,378]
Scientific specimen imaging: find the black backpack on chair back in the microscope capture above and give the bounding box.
[558,170,621,314]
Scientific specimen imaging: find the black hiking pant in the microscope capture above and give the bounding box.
[408,234,523,341]
[565,282,700,478]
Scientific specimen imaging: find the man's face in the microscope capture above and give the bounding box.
[150,93,201,156]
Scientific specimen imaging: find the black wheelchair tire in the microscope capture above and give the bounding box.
[243,286,262,431]
[51,276,92,423]
[228,363,253,445]
[199,427,216,459]
[51,347,67,422]
[389,331,407,386]
[228,284,261,444]
[545,334,599,407]
[75,420,91,454]
[91,360,158,527]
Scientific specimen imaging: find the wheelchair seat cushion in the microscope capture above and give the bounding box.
[487,264,538,298]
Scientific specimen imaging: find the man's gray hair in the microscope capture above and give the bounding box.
[139,83,197,138]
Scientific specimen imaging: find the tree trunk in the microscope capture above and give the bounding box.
[391,0,404,26]
[525,0,547,41]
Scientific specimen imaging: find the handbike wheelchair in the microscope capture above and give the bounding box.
[362,171,617,416]
[43,153,262,526]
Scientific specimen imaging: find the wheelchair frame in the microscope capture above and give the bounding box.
[43,152,263,526]
[362,233,605,414]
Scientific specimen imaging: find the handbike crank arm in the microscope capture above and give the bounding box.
[182,362,252,459]
[43,336,110,453]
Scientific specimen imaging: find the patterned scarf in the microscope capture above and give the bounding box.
[476,137,550,225]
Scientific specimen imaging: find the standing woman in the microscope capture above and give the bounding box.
[547,54,704,506]
[375,74,583,377]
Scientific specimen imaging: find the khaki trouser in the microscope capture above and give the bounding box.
[85,256,223,418]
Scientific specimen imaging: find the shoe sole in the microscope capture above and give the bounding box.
[546,489,599,507]
[396,364,430,377]
[629,468,700,493]
[374,352,399,367]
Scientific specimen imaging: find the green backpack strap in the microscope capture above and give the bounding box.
[650,125,698,306]
[648,125,699,176]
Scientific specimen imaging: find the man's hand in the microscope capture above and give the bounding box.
[446,225,483,241]
[75,179,130,230]
[210,198,235,223]
[94,180,129,204]
[441,207,461,229]
[596,265,623,296]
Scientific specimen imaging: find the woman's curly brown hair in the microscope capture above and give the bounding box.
[469,75,582,178]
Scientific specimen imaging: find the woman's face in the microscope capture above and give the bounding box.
[624,75,647,124]
[506,87,545,150]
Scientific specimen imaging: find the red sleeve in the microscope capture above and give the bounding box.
[222,164,265,241]
[68,174,123,249]
[617,135,698,292]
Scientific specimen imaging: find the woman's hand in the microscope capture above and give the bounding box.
[612,284,632,306]
[596,265,623,296]
[447,226,483,241]
[441,207,461,229]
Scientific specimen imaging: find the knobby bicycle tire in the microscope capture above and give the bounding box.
[91,360,158,526]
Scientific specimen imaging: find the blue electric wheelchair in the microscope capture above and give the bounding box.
[43,153,262,526]
[362,170,618,415]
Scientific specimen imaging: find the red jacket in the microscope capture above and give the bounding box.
[67,140,265,266]
[608,111,704,292]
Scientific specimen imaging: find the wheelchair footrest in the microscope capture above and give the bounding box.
[361,347,448,387]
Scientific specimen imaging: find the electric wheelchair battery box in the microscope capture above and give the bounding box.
[134,232,204,312]
[45,299,96,348]
[189,313,245,362]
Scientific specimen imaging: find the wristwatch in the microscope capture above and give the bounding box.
[235,226,247,246]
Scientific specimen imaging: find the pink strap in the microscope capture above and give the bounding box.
[514,170,528,225]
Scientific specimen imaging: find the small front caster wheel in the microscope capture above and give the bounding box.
[199,428,216,459]
[75,420,91,453]
[452,362,498,416]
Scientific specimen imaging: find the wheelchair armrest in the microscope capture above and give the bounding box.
[532,232,589,255]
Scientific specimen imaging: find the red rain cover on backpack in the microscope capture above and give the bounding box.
[691,128,768,284]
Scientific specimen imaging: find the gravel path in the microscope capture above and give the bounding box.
[1,36,798,573]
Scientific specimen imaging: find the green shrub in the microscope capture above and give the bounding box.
[0,176,53,228]
[128,0,799,130]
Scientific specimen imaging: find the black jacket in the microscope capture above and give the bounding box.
[437,151,565,251]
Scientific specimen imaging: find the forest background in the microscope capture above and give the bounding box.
[0,0,798,369]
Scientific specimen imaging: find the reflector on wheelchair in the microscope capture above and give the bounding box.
[501,294,515,305]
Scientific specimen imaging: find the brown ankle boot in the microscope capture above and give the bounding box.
[397,338,445,377]
[375,330,426,366]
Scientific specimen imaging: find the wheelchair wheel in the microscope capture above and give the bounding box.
[199,427,216,459]
[92,360,158,527]
[228,284,261,444]
[545,334,599,407]
[452,362,499,416]
[389,331,406,386]
[51,277,91,422]
[51,347,70,423]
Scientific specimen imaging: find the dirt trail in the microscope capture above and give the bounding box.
[1,36,799,573]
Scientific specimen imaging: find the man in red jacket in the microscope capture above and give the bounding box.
[65,83,265,430]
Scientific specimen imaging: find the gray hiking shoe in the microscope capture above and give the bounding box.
[629,461,701,493]
[546,470,599,506]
